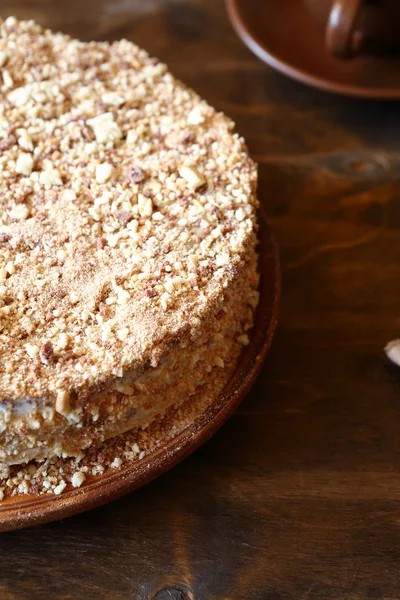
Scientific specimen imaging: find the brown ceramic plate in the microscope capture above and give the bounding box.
[0,211,280,532]
[227,0,400,99]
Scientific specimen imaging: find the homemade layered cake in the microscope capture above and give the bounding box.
[0,17,259,470]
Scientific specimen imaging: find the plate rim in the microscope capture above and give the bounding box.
[0,210,280,532]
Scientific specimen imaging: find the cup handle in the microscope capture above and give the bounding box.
[325,0,363,59]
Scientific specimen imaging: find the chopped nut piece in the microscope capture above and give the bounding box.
[25,344,39,359]
[117,327,129,341]
[21,317,35,333]
[17,128,33,151]
[54,480,67,495]
[127,219,138,233]
[71,471,86,488]
[0,52,9,68]
[164,279,174,294]
[56,248,66,261]
[55,390,71,416]
[237,334,250,346]
[5,261,15,275]
[15,152,34,176]
[5,16,17,26]
[2,70,13,89]
[8,86,30,106]
[180,130,195,144]
[128,166,145,183]
[126,130,138,144]
[179,166,205,189]
[138,194,153,217]
[40,166,63,186]
[117,288,130,304]
[40,341,54,365]
[87,112,122,144]
[248,291,260,309]
[88,206,101,221]
[0,134,16,151]
[235,208,246,222]
[187,106,205,125]
[115,210,133,225]
[9,204,30,220]
[216,252,229,267]
[96,162,113,184]
[102,92,125,106]
[56,332,68,347]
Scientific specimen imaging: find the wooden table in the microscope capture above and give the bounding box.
[3,1,400,598]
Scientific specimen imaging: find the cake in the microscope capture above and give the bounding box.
[0,17,259,471]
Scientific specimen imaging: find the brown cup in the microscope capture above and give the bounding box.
[306,0,400,59]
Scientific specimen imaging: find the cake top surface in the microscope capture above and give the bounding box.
[0,17,257,402]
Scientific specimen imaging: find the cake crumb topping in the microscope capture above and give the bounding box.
[0,16,258,407]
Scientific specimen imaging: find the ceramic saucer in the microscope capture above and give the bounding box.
[227,0,400,99]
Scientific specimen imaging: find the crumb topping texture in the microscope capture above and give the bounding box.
[0,17,258,406]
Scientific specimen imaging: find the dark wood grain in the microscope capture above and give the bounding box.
[2,0,400,598]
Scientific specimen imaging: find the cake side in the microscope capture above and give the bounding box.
[0,241,259,465]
